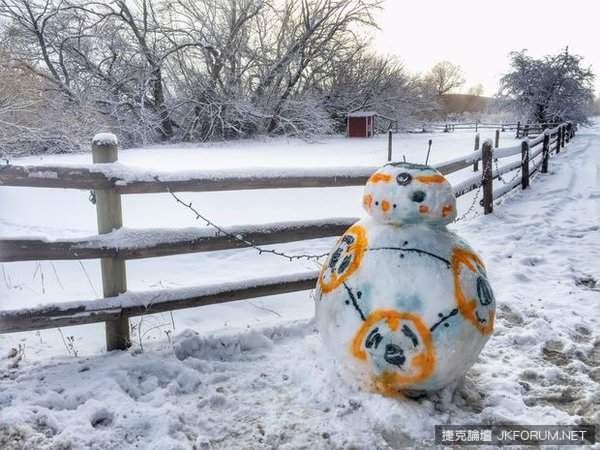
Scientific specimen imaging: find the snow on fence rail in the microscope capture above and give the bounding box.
[0,122,576,349]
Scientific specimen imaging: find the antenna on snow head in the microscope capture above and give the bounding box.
[425,139,432,165]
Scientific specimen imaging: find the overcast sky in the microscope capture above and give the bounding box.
[374,0,599,97]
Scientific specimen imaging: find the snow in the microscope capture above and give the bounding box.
[347,111,377,117]
[316,173,492,393]
[493,143,522,159]
[26,170,59,179]
[92,133,118,147]
[5,218,358,250]
[0,271,319,320]
[13,162,381,186]
[1,125,599,448]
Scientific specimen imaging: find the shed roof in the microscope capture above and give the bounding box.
[347,111,377,118]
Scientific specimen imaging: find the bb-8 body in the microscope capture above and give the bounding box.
[315,162,495,395]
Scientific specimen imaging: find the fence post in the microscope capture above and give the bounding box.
[481,140,493,215]
[523,123,530,137]
[566,123,571,143]
[494,129,500,148]
[556,127,561,154]
[516,121,521,138]
[521,140,530,189]
[473,133,480,171]
[387,129,393,161]
[92,134,130,351]
[542,132,549,173]
[561,124,566,147]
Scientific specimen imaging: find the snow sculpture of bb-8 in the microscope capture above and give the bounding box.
[315,162,495,395]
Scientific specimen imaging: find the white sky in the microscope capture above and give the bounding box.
[373,0,600,97]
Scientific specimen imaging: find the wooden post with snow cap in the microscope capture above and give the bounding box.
[481,140,493,215]
[494,129,500,148]
[92,133,130,351]
[542,131,550,173]
[521,140,530,189]
[473,133,480,172]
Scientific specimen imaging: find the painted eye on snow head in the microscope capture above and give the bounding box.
[411,190,426,203]
[396,172,412,186]
[476,276,494,306]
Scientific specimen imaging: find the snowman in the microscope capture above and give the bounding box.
[315,162,495,395]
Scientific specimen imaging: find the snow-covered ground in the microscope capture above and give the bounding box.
[0,127,599,449]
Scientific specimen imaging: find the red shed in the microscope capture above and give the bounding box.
[346,111,376,138]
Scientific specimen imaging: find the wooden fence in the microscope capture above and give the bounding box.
[0,122,576,350]
[428,120,564,137]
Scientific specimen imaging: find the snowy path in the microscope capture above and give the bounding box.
[1,128,599,449]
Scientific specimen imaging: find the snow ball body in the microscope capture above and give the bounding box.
[315,162,495,395]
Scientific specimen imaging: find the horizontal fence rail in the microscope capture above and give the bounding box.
[0,165,377,193]
[0,218,357,262]
[0,272,318,333]
[0,154,481,194]
[0,122,576,348]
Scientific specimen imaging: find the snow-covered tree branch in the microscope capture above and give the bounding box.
[499,48,595,125]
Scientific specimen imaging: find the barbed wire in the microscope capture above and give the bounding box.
[455,159,494,222]
[455,184,482,222]
[167,188,329,262]
[494,157,522,186]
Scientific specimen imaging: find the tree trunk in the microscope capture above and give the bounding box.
[153,69,173,140]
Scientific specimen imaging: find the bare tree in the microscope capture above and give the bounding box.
[426,61,465,96]
[320,52,434,131]
[0,0,449,154]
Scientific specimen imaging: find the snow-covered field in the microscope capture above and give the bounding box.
[0,127,599,449]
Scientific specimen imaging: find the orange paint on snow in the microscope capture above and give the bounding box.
[363,193,373,209]
[419,204,429,214]
[415,174,446,184]
[368,172,392,183]
[381,199,391,212]
[350,309,436,393]
[441,204,453,217]
[318,223,367,294]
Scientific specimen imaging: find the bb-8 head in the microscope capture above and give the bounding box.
[362,162,456,226]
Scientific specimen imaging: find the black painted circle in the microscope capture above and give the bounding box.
[411,190,426,203]
[396,172,412,186]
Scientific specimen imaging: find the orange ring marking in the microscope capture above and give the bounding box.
[318,223,367,294]
[350,310,436,390]
[451,247,494,335]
